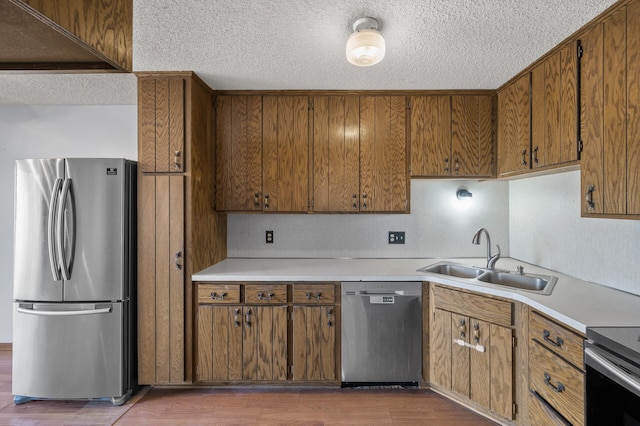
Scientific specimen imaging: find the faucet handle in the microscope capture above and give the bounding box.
[488,244,501,270]
[516,265,524,275]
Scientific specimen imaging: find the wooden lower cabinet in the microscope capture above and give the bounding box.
[196,282,338,384]
[430,285,514,421]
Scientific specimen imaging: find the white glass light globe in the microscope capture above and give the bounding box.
[346,29,386,66]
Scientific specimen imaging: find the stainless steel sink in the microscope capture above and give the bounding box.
[418,262,557,295]
[477,271,557,295]
[418,262,485,279]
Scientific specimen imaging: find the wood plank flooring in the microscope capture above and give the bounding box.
[0,349,496,425]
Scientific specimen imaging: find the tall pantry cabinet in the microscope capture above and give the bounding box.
[137,71,227,384]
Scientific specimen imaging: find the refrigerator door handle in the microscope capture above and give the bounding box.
[56,178,75,281]
[47,178,63,281]
[17,306,112,316]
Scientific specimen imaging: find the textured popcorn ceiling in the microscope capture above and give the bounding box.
[0,0,618,105]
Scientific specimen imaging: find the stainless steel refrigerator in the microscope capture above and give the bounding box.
[12,158,136,406]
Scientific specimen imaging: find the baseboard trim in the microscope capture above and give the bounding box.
[0,343,12,351]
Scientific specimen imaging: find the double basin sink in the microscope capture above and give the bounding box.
[418,262,557,295]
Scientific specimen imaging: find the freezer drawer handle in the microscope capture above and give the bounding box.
[48,178,63,281]
[17,306,112,316]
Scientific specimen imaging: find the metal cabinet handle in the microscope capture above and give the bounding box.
[326,307,333,327]
[362,193,367,209]
[233,308,241,327]
[543,330,564,348]
[210,291,226,300]
[257,292,274,301]
[521,149,528,166]
[533,146,539,164]
[173,150,181,170]
[454,158,459,174]
[473,322,480,344]
[459,318,466,340]
[443,157,449,173]
[264,194,270,210]
[305,292,322,300]
[586,185,595,210]
[245,308,252,327]
[254,192,260,208]
[544,373,565,393]
[352,194,358,210]
[175,251,183,270]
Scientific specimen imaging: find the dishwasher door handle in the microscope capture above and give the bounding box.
[351,290,407,296]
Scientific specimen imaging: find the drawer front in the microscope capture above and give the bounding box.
[245,284,288,304]
[529,311,584,368]
[529,341,584,426]
[197,284,241,304]
[432,285,512,327]
[528,391,571,426]
[293,284,335,304]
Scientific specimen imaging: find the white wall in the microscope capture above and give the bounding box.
[509,170,640,296]
[0,105,137,343]
[228,179,510,259]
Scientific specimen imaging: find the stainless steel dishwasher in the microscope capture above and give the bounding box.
[341,281,422,385]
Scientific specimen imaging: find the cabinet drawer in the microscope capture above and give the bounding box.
[528,391,571,426]
[529,311,584,368]
[197,284,241,304]
[529,341,584,426]
[245,284,287,304]
[293,284,335,304]
[432,285,512,327]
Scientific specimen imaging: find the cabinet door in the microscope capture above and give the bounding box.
[242,306,288,381]
[498,74,530,176]
[360,96,408,212]
[629,1,640,214]
[292,305,336,381]
[313,96,360,212]
[490,323,514,419]
[469,319,491,409]
[196,305,243,382]
[451,314,470,398]
[138,174,185,384]
[410,96,451,177]
[451,95,494,177]
[263,96,309,212]
[138,78,185,173]
[430,308,452,390]
[215,95,263,211]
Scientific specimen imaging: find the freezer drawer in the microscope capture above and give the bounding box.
[12,301,129,401]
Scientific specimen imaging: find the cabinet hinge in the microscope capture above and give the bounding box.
[309,99,314,110]
[577,42,583,58]
[289,365,294,375]
[512,336,517,347]
[513,402,518,415]
[578,140,584,153]
[213,98,218,109]
[407,99,412,109]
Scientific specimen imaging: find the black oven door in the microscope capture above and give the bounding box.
[585,343,640,426]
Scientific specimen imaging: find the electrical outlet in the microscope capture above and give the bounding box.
[388,231,405,244]
[265,230,274,244]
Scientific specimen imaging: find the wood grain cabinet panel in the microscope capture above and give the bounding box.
[359,95,408,212]
[430,285,514,421]
[292,305,336,381]
[244,284,288,304]
[215,95,263,211]
[411,96,451,177]
[312,96,360,212]
[197,284,241,304]
[292,284,335,304]
[581,3,640,219]
[263,95,310,212]
[498,74,531,176]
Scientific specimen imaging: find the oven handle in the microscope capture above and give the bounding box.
[585,346,640,397]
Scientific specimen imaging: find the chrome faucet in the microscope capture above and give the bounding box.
[472,227,501,270]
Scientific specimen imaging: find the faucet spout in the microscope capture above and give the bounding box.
[471,227,500,270]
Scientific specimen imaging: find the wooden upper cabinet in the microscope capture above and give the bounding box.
[359,96,408,212]
[581,4,640,218]
[531,42,578,169]
[411,95,493,178]
[312,96,360,212]
[498,73,531,176]
[411,96,451,177]
[451,95,493,177]
[263,96,310,212]
[138,77,186,173]
[215,95,263,211]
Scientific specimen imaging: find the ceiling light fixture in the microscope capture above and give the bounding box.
[346,17,386,67]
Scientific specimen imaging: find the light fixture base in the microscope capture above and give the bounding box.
[353,17,379,32]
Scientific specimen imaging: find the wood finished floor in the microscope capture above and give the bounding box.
[0,349,496,425]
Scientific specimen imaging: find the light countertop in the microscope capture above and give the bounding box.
[193,257,640,333]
